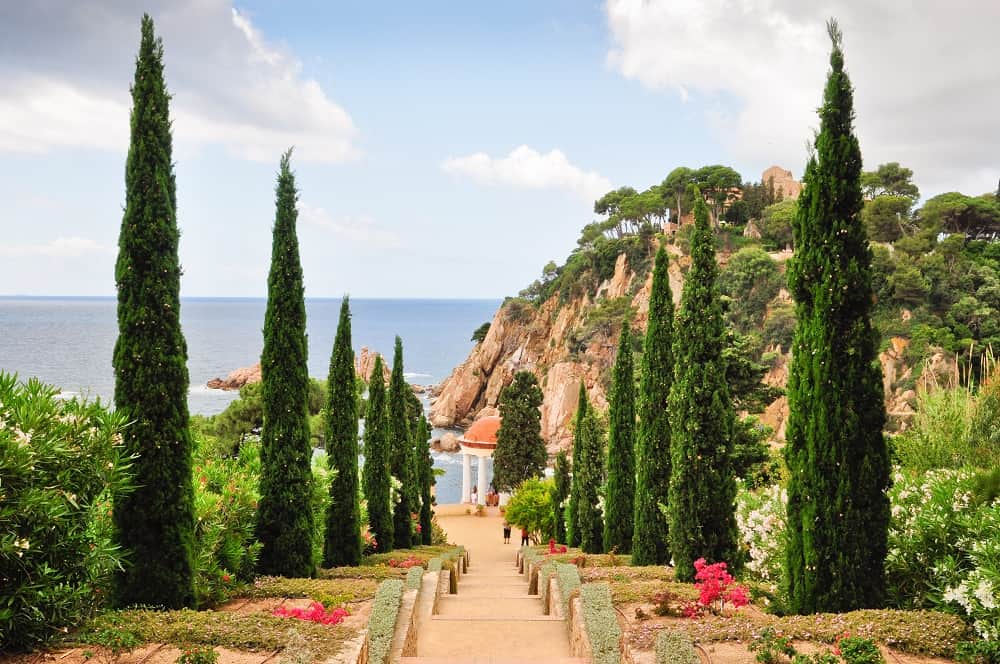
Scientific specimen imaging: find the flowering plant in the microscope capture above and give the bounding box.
[690,558,750,615]
[272,601,350,625]
[547,539,568,554]
[387,556,423,569]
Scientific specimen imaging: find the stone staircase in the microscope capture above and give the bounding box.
[401,550,585,664]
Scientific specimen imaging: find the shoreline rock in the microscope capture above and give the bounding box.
[207,362,261,391]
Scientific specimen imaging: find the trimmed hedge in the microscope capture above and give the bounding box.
[538,562,557,608]
[656,630,698,664]
[366,579,404,664]
[555,564,582,617]
[581,583,622,664]
[405,566,425,590]
[427,558,443,573]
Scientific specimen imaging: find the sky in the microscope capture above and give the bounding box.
[1,0,998,298]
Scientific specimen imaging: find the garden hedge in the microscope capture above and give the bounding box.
[366,579,404,664]
[581,582,621,664]
[405,566,425,590]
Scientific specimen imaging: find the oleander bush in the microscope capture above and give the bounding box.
[581,582,622,664]
[655,629,698,664]
[367,579,404,664]
[0,374,132,651]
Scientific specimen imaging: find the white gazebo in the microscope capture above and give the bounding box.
[458,415,504,505]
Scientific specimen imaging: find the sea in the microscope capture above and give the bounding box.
[0,296,501,504]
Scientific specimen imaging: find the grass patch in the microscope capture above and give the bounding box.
[71,608,353,660]
[367,579,404,664]
[242,576,378,607]
[581,565,675,583]
[361,545,457,568]
[608,580,697,605]
[581,583,622,664]
[318,565,405,581]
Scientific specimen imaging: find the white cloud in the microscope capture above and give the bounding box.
[297,201,401,249]
[0,237,114,258]
[0,3,358,162]
[442,145,612,202]
[604,0,1000,197]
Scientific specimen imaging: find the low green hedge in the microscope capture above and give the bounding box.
[656,629,698,664]
[427,558,443,573]
[366,579,404,664]
[538,562,557,609]
[581,583,621,664]
[555,563,582,617]
[405,566,425,590]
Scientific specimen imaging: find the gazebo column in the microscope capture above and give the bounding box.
[476,455,488,505]
[461,451,472,503]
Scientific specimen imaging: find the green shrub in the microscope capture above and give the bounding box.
[839,637,885,664]
[427,558,443,573]
[367,579,404,664]
[956,638,1000,664]
[244,576,378,606]
[405,566,424,590]
[176,644,219,664]
[581,583,621,664]
[655,630,698,664]
[0,374,132,651]
[556,563,582,617]
[749,627,796,664]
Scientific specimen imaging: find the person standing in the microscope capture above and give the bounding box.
[503,521,512,544]
[520,527,530,546]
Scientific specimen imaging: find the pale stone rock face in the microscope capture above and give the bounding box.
[207,362,261,390]
[356,347,391,384]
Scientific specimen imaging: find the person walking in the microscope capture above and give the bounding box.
[520,527,530,546]
[503,521,512,544]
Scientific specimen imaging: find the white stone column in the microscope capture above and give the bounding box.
[461,451,472,503]
[476,455,488,505]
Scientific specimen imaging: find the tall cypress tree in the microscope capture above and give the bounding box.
[566,381,588,547]
[416,415,435,545]
[113,14,195,609]
[257,149,314,578]
[492,371,546,492]
[363,356,393,553]
[604,322,636,553]
[388,337,417,548]
[633,245,675,565]
[552,451,571,544]
[575,409,605,554]
[785,21,889,614]
[323,297,361,567]
[668,191,738,582]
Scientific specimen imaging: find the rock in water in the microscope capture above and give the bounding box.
[207,362,262,391]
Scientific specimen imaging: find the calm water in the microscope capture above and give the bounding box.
[0,296,500,503]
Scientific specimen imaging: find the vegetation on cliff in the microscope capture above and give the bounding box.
[112,15,195,609]
[785,21,890,614]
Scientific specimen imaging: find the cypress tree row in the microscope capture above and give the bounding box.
[416,415,435,545]
[575,409,606,554]
[113,14,195,608]
[257,149,314,578]
[632,245,675,566]
[363,356,394,553]
[566,381,588,547]
[604,322,636,553]
[492,371,546,492]
[323,297,361,567]
[785,21,889,614]
[668,191,738,582]
[552,451,571,544]
[388,337,418,548]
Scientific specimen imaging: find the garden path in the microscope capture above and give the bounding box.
[402,510,585,664]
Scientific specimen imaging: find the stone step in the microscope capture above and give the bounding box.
[435,596,545,617]
[417,618,572,658]
[402,658,587,664]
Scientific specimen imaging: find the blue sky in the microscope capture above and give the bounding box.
[1,1,997,298]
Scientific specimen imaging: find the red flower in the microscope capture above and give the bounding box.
[221,573,231,583]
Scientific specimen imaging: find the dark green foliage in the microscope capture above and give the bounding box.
[785,22,890,614]
[567,382,588,547]
[323,298,361,567]
[388,337,418,548]
[112,15,195,609]
[552,451,571,544]
[257,149,314,578]
[863,196,912,243]
[362,356,393,554]
[719,247,783,333]
[759,199,797,249]
[417,415,434,545]
[633,246,675,565]
[723,332,783,413]
[493,371,546,492]
[575,410,606,554]
[862,162,920,201]
[668,191,738,582]
[604,322,636,553]
[471,322,491,344]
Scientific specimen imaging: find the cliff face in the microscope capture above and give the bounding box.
[430,250,685,452]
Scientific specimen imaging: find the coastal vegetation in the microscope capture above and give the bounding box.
[492,370,547,492]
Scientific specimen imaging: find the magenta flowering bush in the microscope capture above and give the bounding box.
[272,601,350,625]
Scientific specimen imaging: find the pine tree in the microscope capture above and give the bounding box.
[566,381,588,547]
[416,415,435,545]
[388,337,417,548]
[363,356,393,554]
[668,191,738,582]
[323,297,361,567]
[256,149,314,578]
[604,322,636,553]
[492,371,546,492]
[112,14,195,609]
[552,451,571,544]
[785,21,889,614]
[632,245,675,565]
[575,409,606,554]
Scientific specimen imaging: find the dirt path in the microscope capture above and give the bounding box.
[403,511,584,664]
